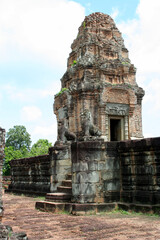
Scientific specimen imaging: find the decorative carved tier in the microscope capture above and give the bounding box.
[54,12,145,143]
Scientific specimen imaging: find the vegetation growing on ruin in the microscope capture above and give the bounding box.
[122,61,129,65]
[71,60,77,66]
[55,88,68,97]
[124,83,132,88]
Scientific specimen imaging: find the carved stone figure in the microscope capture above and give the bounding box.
[81,109,101,137]
[55,120,76,145]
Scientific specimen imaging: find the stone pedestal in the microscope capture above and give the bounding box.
[49,144,71,192]
[71,141,120,203]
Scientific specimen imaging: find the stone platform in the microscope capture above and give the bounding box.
[35,201,160,215]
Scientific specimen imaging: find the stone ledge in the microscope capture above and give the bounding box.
[5,189,47,197]
[35,201,160,215]
[35,201,72,213]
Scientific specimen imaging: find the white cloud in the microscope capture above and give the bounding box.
[2,80,61,102]
[117,0,160,137]
[144,78,160,111]
[33,123,57,144]
[111,8,119,20]
[0,0,85,67]
[118,0,160,75]
[21,106,42,122]
[0,92,2,102]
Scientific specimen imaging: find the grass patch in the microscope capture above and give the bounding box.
[33,196,45,201]
[97,207,160,218]
[56,210,70,215]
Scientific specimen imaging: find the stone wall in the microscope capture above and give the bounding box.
[8,136,160,209]
[2,176,11,190]
[8,144,72,195]
[9,154,50,195]
[71,137,160,207]
[119,137,160,205]
[0,127,5,221]
[71,141,120,203]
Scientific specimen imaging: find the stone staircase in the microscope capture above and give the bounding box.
[45,174,72,202]
[35,173,73,213]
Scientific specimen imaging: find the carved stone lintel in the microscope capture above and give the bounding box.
[106,103,129,116]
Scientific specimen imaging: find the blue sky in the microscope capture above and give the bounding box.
[0,0,160,145]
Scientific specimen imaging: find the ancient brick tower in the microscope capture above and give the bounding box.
[54,12,145,142]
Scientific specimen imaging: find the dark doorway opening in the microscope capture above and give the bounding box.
[110,119,121,141]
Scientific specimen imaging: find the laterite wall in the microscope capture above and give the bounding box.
[71,137,160,206]
[119,137,160,205]
[8,144,72,195]
[9,155,50,195]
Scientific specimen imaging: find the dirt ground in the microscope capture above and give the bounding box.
[2,193,160,240]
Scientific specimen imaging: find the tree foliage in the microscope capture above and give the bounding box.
[3,125,31,175]
[3,125,52,175]
[3,147,24,175]
[6,125,31,151]
[30,139,52,157]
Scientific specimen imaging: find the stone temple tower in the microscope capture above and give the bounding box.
[54,12,145,143]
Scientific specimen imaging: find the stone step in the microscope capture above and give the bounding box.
[62,180,72,187]
[35,201,117,215]
[35,201,72,213]
[57,186,72,194]
[45,192,72,202]
[66,174,72,180]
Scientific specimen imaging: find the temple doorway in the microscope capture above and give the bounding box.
[109,117,124,141]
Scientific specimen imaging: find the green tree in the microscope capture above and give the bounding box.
[3,146,23,175]
[3,125,31,175]
[6,125,31,151]
[29,139,52,157]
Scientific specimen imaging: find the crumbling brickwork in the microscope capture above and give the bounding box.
[54,12,145,143]
[0,127,5,221]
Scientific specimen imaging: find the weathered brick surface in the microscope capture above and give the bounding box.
[54,12,144,142]
[2,176,11,190]
[0,127,5,221]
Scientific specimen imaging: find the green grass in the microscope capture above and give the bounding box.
[56,210,70,215]
[33,196,45,201]
[99,207,160,218]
